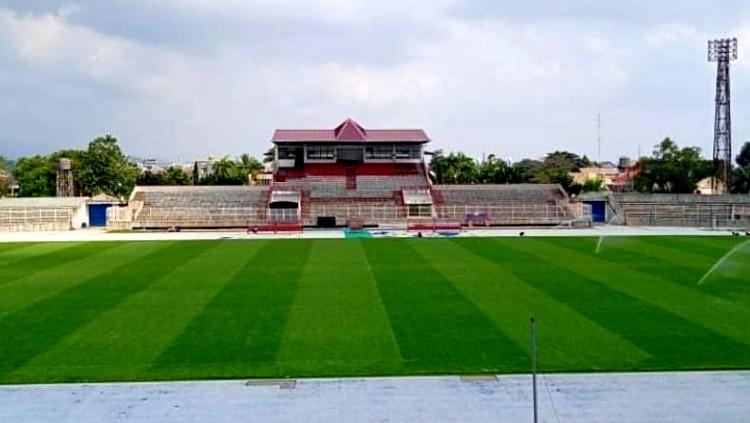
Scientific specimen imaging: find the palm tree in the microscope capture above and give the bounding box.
[213,156,235,182]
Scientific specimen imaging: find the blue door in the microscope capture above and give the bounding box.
[588,201,606,223]
[88,204,109,227]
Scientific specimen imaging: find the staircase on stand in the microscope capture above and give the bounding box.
[346,166,357,190]
[257,188,271,221]
[430,188,445,218]
[300,190,311,226]
[394,190,406,218]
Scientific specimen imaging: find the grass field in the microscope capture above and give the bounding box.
[0,236,748,384]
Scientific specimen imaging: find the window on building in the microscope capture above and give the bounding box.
[277,146,296,160]
[395,145,421,159]
[365,145,394,159]
[408,204,432,217]
[306,145,335,160]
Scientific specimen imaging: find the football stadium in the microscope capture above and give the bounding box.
[1,119,749,385]
[2,117,750,421]
[5,0,750,419]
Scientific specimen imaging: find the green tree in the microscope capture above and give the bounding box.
[136,171,166,186]
[736,142,750,168]
[478,154,512,183]
[164,166,192,185]
[238,154,263,176]
[78,135,138,198]
[531,151,586,191]
[429,152,478,184]
[510,159,543,183]
[632,138,713,193]
[545,151,590,170]
[0,155,12,196]
[192,162,200,184]
[13,156,55,197]
[0,155,11,172]
[581,177,605,193]
[211,156,236,183]
[203,156,248,185]
[731,166,750,194]
[0,177,9,197]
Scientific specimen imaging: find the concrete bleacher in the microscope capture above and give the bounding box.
[307,198,404,226]
[613,193,750,227]
[131,186,269,228]
[432,184,572,226]
[0,197,89,231]
[356,175,427,195]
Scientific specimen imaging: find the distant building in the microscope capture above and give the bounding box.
[0,170,18,197]
[572,166,621,187]
[139,159,165,175]
[694,177,727,195]
[193,156,216,179]
[571,157,637,192]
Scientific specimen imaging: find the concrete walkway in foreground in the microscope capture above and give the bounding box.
[1,371,748,422]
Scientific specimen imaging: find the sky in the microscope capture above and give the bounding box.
[2,0,750,163]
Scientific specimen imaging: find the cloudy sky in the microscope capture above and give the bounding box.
[1,1,750,163]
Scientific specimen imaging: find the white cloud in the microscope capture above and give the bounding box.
[0,2,749,162]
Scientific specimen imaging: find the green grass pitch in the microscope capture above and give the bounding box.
[0,236,748,384]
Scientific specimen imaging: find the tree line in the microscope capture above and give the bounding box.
[135,154,263,186]
[431,139,750,194]
[2,135,749,198]
[1,136,139,199]
[430,150,593,194]
[0,135,265,198]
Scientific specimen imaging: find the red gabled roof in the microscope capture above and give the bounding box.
[272,119,429,143]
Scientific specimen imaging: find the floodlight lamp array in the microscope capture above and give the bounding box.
[708,38,738,62]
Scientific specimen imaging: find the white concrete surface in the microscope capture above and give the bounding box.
[0,225,738,243]
[1,371,748,422]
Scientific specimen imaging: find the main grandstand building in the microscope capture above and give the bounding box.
[124,119,577,230]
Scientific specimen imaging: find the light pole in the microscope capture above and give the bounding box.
[530,316,538,423]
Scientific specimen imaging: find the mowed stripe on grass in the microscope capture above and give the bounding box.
[0,242,160,319]
[0,241,206,380]
[151,240,311,379]
[411,239,650,371]
[8,241,264,383]
[0,242,121,286]
[0,236,748,383]
[275,240,402,376]
[524,238,750,348]
[616,237,750,302]
[362,239,527,374]
[560,236,749,299]
[0,243,77,267]
[496,238,750,369]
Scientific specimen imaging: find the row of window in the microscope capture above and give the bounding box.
[307,145,336,160]
[278,145,421,160]
[367,145,421,160]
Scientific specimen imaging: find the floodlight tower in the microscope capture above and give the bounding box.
[708,38,738,192]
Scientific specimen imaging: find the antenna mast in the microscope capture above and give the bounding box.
[597,113,602,164]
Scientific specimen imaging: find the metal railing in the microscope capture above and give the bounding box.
[0,208,74,231]
[623,203,750,228]
[128,202,586,228]
[436,204,574,225]
[133,206,260,228]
